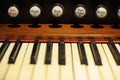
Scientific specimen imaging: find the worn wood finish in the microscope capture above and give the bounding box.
[0,24,120,40]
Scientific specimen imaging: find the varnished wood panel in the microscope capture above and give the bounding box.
[0,24,120,40]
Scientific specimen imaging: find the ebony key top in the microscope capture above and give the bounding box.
[45,41,53,64]
[59,40,65,65]
[108,40,120,65]
[0,39,10,62]
[90,41,102,65]
[30,40,40,64]
[8,40,22,64]
[78,41,88,65]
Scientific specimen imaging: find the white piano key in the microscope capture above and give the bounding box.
[97,44,115,80]
[60,43,74,80]
[102,44,120,80]
[0,43,15,80]
[84,43,102,80]
[46,43,59,80]
[71,43,88,80]
[5,43,28,80]
[32,43,47,80]
[115,44,120,55]
[18,43,34,80]
[0,42,3,48]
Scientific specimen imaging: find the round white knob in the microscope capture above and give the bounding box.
[75,5,86,18]
[52,4,64,17]
[117,8,120,18]
[96,6,107,18]
[30,5,41,17]
[8,6,19,17]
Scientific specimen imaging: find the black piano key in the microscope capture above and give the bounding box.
[8,40,22,64]
[90,41,102,65]
[78,41,88,65]
[30,40,40,64]
[108,40,120,65]
[45,41,52,64]
[0,39,10,62]
[59,40,65,65]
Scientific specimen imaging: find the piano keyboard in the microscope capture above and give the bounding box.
[0,40,120,80]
